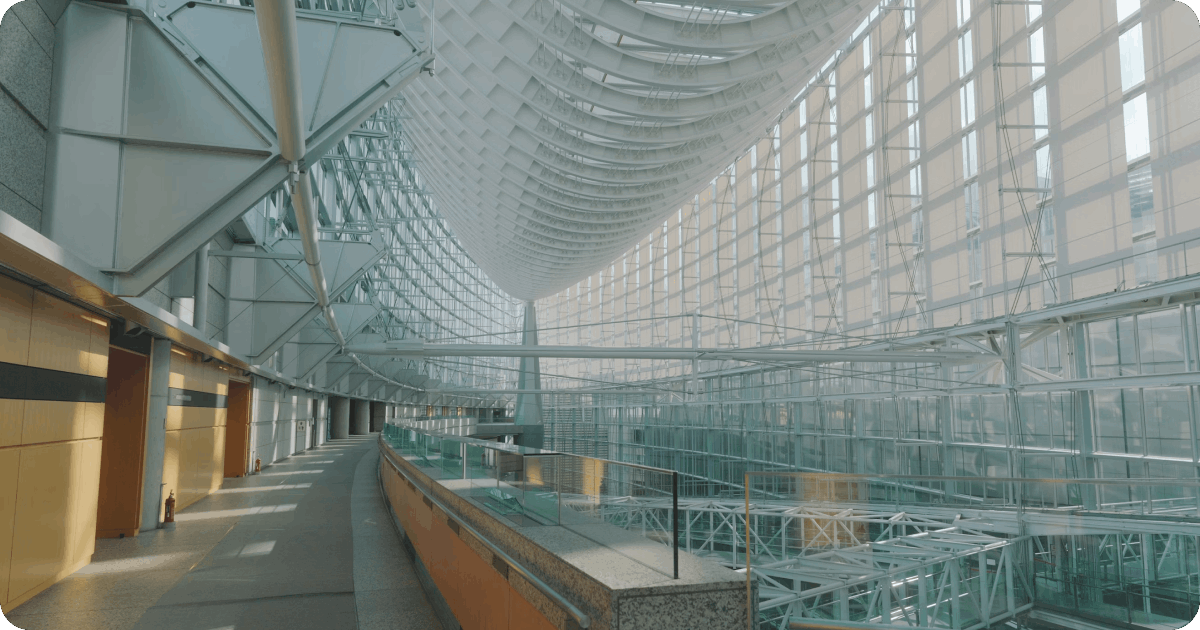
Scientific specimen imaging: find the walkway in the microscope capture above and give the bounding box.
[4,435,442,630]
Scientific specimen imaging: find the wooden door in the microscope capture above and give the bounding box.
[96,347,150,538]
[223,380,251,478]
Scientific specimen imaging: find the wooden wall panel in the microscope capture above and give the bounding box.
[0,448,18,610]
[27,292,94,376]
[160,349,230,514]
[380,458,558,630]
[8,442,75,604]
[0,275,32,365]
[0,285,109,611]
[21,401,103,445]
[0,399,22,448]
[160,430,181,514]
[68,441,102,565]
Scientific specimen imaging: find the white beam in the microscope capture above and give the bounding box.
[345,341,991,364]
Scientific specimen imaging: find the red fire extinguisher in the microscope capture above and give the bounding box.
[164,491,176,524]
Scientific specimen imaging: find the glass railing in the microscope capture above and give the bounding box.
[741,472,1200,630]
[381,423,682,578]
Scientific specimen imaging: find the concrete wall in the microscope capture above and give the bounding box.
[312,396,327,448]
[370,401,387,433]
[330,396,349,440]
[249,378,319,466]
[350,399,370,435]
[0,0,66,232]
[0,274,109,610]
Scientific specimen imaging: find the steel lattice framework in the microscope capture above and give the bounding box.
[403,0,873,299]
[321,100,525,397]
[563,491,1200,630]
[562,493,1032,630]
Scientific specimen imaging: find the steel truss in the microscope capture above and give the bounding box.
[237,96,525,405]
[558,488,1200,628]
[561,494,1036,630]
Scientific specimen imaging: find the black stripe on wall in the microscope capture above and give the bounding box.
[0,362,107,403]
[168,388,228,409]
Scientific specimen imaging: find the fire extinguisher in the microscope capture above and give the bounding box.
[164,491,176,524]
[254,457,262,474]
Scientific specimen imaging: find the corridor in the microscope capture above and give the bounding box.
[3,436,441,630]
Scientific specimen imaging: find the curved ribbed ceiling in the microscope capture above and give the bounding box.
[404,0,868,300]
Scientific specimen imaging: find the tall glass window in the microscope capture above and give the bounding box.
[1119,24,1146,91]
[1123,95,1151,162]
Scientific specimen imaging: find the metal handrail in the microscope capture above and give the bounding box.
[396,424,677,475]
[744,472,1200,486]
[378,439,592,628]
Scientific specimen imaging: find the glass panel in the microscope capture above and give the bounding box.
[1041,262,1057,304]
[961,79,977,126]
[965,181,981,230]
[1142,388,1192,458]
[959,31,974,78]
[969,234,983,283]
[1031,27,1045,81]
[1123,93,1151,161]
[1135,237,1159,285]
[1138,310,1184,374]
[1027,1,1042,23]
[1039,203,1056,254]
[1129,164,1155,235]
[1120,23,1146,91]
[1036,144,1052,188]
[907,79,919,118]
[1033,86,1048,139]
[962,131,978,178]
[1116,0,1140,22]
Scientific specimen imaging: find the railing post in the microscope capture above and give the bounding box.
[745,471,754,630]
[673,471,679,579]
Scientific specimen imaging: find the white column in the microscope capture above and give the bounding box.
[140,338,172,532]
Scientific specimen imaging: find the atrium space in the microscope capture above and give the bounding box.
[0,0,1198,628]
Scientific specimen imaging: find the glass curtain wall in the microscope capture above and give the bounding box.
[536,0,1200,387]
[534,1,1200,625]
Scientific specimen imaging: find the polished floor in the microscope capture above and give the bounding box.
[3,435,442,630]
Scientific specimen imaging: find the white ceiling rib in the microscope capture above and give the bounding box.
[409,0,868,299]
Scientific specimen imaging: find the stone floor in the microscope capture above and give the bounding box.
[3,435,442,630]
